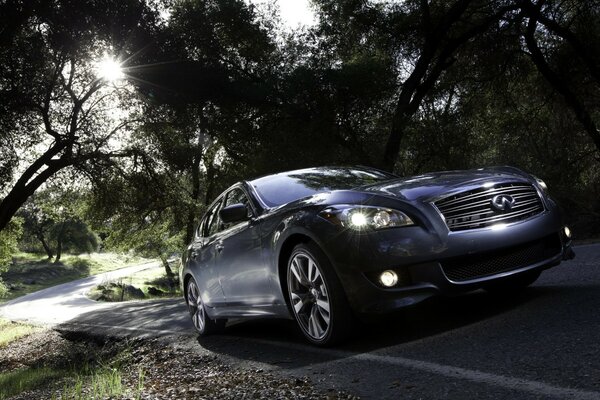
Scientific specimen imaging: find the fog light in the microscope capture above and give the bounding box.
[380,270,398,287]
[564,226,571,239]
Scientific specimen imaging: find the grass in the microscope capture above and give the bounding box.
[0,319,39,348]
[0,318,48,400]
[0,252,153,303]
[53,341,145,400]
[0,331,145,400]
[57,367,124,400]
[0,357,144,400]
[0,367,63,400]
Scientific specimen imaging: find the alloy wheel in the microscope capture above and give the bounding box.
[288,251,331,341]
[187,279,206,333]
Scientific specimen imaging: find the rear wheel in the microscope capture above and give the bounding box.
[484,270,541,294]
[186,277,226,335]
[287,243,353,346]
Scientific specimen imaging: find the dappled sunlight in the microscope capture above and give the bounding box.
[0,262,162,325]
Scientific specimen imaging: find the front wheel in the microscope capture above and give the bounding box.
[287,243,353,346]
[186,277,225,335]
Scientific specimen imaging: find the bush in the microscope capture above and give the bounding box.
[0,281,7,298]
[0,218,22,271]
[0,218,22,298]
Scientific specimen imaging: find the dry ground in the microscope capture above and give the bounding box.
[0,327,357,399]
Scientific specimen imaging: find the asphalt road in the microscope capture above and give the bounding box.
[2,245,599,399]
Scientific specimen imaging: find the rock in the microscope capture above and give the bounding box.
[147,287,164,296]
[123,285,145,299]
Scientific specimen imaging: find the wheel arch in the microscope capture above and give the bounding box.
[276,229,346,307]
[277,233,312,306]
[182,272,195,303]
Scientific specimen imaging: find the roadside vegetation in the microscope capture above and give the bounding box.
[0,319,40,348]
[0,325,145,400]
[88,264,181,302]
[0,327,354,400]
[0,252,152,303]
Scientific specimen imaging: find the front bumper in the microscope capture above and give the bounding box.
[317,206,573,315]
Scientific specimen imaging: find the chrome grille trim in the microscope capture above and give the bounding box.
[435,183,544,231]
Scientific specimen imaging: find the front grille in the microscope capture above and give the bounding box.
[434,183,544,231]
[441,234,562,282]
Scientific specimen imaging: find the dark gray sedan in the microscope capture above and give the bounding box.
[181,166,574,345]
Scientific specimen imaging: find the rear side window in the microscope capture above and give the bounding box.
[203,200,222,237]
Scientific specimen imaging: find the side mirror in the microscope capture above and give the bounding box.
[219,203,249,224]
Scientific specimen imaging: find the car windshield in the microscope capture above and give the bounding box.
[250,167,396,207]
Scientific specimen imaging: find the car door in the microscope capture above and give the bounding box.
[188,198,226,307]
[216,187,278,309]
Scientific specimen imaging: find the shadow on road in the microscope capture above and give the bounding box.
[58,298,193,337]
[56,279,600,396]
[196,287,545,363]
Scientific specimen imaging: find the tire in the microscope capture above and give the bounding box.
[186,277,226,335]
[286,242,353,346]
[484,270,541,295]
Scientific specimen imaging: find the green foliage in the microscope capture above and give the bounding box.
[18,185,100,260]
[0,218,21,270]
[0,218,22,297]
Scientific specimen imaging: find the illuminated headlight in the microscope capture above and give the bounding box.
[320,206,414,230]
[350,211,368,227]
[533,175,548,193]
[564,226,572,239]
[380,270,398,287]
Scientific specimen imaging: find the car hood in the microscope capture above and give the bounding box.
[360,167,533,202]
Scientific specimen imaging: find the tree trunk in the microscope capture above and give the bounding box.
[36,232,53,260]
[54,222,65,264]
[0,143,70,232]
[184,150,202,246]
[54,238,62,263]
[204,161,217,206]
[158,253,175,288]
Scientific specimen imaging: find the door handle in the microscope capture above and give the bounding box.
[216,243,224,253]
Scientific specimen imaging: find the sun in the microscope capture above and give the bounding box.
[95,55,124,82]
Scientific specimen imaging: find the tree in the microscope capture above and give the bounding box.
[312,1,526,171]
[86,0,282,255]
[520,0,600,154]
[0,0,159,232]
[18,183,99,262]
[19,196,55,259]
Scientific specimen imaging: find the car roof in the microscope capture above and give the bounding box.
[247,165,396,185]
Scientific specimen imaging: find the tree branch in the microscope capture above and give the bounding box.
[523,3,600,154]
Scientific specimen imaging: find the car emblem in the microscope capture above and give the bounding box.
[491,194,516,212]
